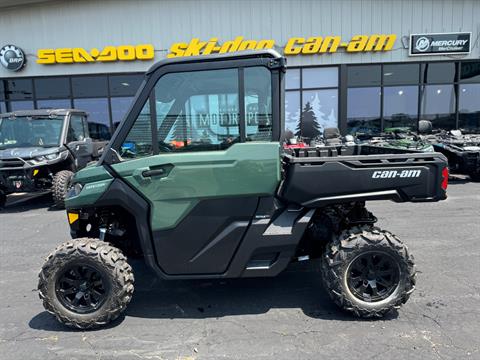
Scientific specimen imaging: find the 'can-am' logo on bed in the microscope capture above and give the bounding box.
[372,170,421,179]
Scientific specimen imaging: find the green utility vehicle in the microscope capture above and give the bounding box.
[38,50,448,329]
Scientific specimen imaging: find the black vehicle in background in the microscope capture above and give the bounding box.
[423,127,480,181]
[0,109,106,208]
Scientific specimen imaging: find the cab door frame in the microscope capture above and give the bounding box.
[100,51,285,164]
[98,50,286,277]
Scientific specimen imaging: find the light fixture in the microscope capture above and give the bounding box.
[436,89,442,94]
[121,82,130,86]
[398,90,404,95]
[384,72,393,76]
[462,88,466,92]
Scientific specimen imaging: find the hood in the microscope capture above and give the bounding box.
[0,146,61,160]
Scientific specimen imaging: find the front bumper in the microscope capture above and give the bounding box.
[0,164,51,193]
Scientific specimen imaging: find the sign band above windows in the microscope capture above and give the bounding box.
[409,32,472,56]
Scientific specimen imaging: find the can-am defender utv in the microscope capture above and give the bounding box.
[38,50,449,329]
[0,109,105,208]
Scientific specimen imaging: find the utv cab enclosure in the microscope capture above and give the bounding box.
[38,50,448,329]
[0,109,104,208]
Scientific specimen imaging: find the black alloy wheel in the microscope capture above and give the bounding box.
[55,264,109,314]
[347,251,400,302]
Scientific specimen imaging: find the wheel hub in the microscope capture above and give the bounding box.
[55,264,108,314]
[347,251,400,302]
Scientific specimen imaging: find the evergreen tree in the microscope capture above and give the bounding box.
[295,101,321,140]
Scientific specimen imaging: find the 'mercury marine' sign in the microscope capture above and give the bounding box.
[409,32,471,56]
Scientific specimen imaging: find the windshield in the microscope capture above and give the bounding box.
[0,116,64,149]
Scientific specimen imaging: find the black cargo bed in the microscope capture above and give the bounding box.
[279,145,448,207]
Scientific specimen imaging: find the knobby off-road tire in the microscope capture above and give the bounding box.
[38,238,134,329]
[52,170,74,209]
[321,225,415,318]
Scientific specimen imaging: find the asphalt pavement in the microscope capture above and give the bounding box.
[0,182,479,360]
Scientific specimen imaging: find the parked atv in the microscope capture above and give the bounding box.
[360,127,434,153]
[419,123,480,181]
[37,50,448,329]
[0,109,105,208]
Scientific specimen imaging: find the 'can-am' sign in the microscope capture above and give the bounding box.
[409,32,471,56]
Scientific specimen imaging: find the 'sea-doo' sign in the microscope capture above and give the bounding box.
[167,35,396,58]
[37,44,154,64]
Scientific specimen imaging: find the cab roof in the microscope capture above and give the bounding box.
[0,109,87,118]
[146,49,284,75]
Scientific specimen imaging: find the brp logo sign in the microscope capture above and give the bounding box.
[0,45,26,71]
[415,37,430,52]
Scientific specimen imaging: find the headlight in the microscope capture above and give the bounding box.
[45,153,58,160]
[29,151,68,165]
[67,182,83,198]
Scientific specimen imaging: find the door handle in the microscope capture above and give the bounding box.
[142,168,165,177]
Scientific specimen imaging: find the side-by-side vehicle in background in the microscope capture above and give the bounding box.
[37,50,448,329]
[0,109,105,208]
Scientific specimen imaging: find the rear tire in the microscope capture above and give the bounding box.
[321,225,415,318]
[52,170,74,209]
[38,238,134,329]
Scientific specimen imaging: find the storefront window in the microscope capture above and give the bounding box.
[34,77,70,99]
[420,85,456,130]
[10,101,34,111]
[302,67,338,88]
[4,79,33,100]
[460,62,480,83]
[111,97,134,129]
[285,69,300,89]
[383,86,419,130]
[72,76,108,98]
[74,98,110,130]
[301,89,338,137]
[0,102,5,113]
[348,65,381,86]
[421,63,456,84]
[286,68,300,89]
[109,74,143,96]
[285,91,300,134]
[383,64,419,85]
[37,99,71,109]
[347,87,381,134]
[459,84,480,132]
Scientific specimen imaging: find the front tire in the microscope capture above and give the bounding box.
[52,170,74,209]
[38,238,134,329]
[321,225,415,318]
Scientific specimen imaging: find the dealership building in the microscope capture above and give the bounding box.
[1,0,480,139]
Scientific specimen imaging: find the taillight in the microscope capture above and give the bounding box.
[441,167,449,191]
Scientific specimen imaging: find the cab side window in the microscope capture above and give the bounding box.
[67,115,86,142]
[120,65,273,159]
[245,67,273,141]
[121,101,155,159]
[155,68,240,152]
